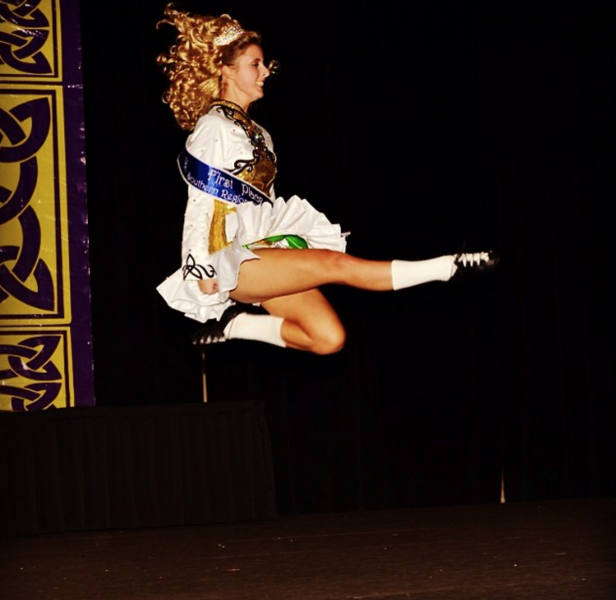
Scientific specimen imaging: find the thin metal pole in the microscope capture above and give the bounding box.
[500,467,506,504]
[201,348,208,403]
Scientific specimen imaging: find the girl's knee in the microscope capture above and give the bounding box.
[312,323,346,355]
[322,249,354,272]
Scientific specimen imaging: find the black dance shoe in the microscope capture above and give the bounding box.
[450,250,500,282]
[189,304,246,346]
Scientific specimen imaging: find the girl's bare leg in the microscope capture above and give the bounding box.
[223,248,451,353]
[260,289,345,354]
[230,248,497,303]
[230,248,395,304]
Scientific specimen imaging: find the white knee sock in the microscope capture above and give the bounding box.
[391,255,455,290]
[224,312,286,347]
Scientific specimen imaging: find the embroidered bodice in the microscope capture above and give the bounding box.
[210,100,277,195]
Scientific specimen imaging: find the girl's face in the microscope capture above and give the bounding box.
[222,44,270,110]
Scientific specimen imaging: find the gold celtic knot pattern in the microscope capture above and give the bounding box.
[0,0,89,410]
[0,334,63,410]
[0,0,52,76]
[0,95,56,312]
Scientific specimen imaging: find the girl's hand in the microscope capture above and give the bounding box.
[198,279,219,294]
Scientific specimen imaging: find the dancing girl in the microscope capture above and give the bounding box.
[156,4,499,355]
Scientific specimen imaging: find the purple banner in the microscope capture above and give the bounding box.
[0,0,94,410]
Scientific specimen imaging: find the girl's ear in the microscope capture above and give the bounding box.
[221,64,235,81]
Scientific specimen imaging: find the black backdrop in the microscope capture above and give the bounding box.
[79,1,615,515]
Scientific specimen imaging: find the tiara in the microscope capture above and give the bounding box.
[213,23,244,47]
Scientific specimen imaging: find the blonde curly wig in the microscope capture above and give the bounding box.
[157,3,261,131]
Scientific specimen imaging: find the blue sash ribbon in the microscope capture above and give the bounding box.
[177,149,272,206]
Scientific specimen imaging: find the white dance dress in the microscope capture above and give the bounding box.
[157,100,347,323]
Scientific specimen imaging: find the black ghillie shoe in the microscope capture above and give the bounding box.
[189,304,247,346]
[450,250,500,282]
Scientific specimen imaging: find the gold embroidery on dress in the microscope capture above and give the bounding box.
[211,100,277,195]
[208,200,236,254]
[206,101,277,252]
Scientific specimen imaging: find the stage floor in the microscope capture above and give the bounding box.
[1,498,614,600]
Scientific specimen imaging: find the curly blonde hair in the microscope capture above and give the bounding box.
[157,3,261,131]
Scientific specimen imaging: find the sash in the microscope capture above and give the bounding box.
[177,149,272,206]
